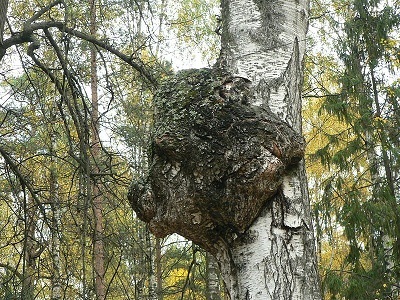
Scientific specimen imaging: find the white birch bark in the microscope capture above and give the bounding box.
[215,0,321,298]
[146,228,158,300]
[50,133,62,300]
[155,237,163,300]
[206,252,222,300]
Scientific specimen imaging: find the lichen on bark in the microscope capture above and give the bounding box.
[128,68,305,254]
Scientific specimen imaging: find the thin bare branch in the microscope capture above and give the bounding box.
[25,0,64,26]
[0,146,51,229]
[0,262,24,281]
[0,21,158,87]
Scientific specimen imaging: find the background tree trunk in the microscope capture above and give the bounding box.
[50,125,62,300]
[155,237,163,300]
[147,228,158,300]
[89,0,106,299]
[0,0,7,44]
[216,0,321,298]
[22,194,38,300]
[206,252,221,300]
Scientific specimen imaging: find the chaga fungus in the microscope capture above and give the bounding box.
[128,68,305,254]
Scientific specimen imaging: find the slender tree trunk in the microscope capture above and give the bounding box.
[155,238,163,300]
[190,246,197,297]
[50,129,62,300]
[215,0,321,298]
[80,163,90,298]
[155,0,166,55]
[369,64,399,298]
[136,226,146,300]
[206,252,221,300]
[22,194,37,300]
[146,228,157,300]
[0,0,8,44]
[89,0,106,299]
[50,173,62,300]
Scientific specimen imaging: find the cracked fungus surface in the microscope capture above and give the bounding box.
[129,68,305,254]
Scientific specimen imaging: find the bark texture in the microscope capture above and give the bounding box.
[215,0,321,299]
[206,252,222,300]
[129,68,305,254]
[50,134,62,300]
[129,0,321,298]
[0,0,7,44]
[89,1,106,298]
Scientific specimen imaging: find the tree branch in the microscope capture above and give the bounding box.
[0,263,24,281]
[0,20,158,87]
[0,146,51,229]
[25,0,64,26]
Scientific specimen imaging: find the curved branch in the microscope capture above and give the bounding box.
[58,23,158,87]
[26,40,87,168]
[25,0,64,26]
[0,146,51,229]
[28,43,82,164]
[0,263,24,281]
[1,21,158,87]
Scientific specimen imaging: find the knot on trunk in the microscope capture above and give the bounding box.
[128,68,305,254]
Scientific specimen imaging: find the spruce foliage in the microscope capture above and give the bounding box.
[305,0,400,298]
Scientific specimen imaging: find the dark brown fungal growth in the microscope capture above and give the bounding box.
[128,68,305,254]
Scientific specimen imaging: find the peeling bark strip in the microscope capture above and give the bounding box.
[128,68,305,254]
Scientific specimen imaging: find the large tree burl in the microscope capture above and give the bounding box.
[128,68,305,254]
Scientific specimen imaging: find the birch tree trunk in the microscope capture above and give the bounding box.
[146,228,158,300]
[50,129,62,300]
[206,252,222,300]
[22,194,38,300]
[155,237,163,300]
[214,0,320,298]
[129,0,321,299]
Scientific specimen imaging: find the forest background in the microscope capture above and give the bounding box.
[0,0,399,299]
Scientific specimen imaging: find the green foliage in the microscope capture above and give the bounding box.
[169,0,220,65]
[305,0,400,298]
[162,243,209,299]
[324,270,343,298]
